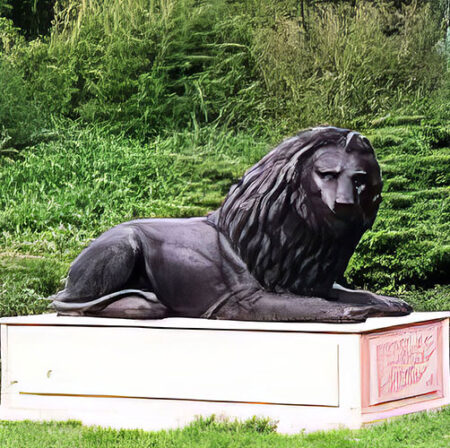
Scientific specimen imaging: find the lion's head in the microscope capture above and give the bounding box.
[208,126,382,297]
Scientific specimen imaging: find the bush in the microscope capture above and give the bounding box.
[0,58,47,151]
[13,0,265,137]
[345,122,450,291]
[2,1,445,137]
[0,17,50,151]
[252,1,445,130]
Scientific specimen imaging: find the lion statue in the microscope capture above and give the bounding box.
[51,126,412,322]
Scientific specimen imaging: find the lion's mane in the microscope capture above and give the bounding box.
[208,127,382,296]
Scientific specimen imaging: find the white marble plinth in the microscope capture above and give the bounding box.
[0,312,448,433]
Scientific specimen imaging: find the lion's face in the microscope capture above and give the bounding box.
[302,144,382,228]
[215,127,382,293]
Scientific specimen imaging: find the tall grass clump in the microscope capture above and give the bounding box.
[3,1,445,138]
[0,18,48,150]
[12,0,264,137]
[252,1,446,130]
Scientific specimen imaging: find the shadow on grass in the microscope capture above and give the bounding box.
[0,255,68,317]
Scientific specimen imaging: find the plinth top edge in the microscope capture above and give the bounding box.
[0,312,448,333]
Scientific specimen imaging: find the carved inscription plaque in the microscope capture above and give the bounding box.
[365,321,443,406]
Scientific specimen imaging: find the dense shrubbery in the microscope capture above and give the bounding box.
[347,123,450,290]
[0,18,49,151]
[0,0,447,143]
[254,2,445,127]
[5,0,265,137]
[0,59,49,151]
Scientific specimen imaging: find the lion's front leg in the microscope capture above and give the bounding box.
[329,283,412,314]
[203,289,411,323]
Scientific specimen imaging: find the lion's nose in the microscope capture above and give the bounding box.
[333,179,356,218]
[335,179,355,206]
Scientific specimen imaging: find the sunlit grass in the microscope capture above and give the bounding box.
[0,409,449,448]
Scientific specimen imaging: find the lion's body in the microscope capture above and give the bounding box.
[51,127,412,322]
[57,217,257,317]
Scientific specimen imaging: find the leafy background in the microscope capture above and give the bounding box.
[0,1,449,443]
[0,0,449,313]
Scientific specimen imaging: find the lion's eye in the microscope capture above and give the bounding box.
[352,175,366,187]
[318,171,338,181]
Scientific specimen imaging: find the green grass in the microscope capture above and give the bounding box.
[345,122,450,292]
[0,123,270,258]
[0,255,67,316]
[0,409,449,447]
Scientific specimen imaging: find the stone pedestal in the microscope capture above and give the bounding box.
[0,312,448,433]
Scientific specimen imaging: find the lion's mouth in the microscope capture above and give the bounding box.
[332,203,359,220]
[330,205,366,230]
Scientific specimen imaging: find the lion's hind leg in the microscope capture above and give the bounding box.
[86,294,170,319]
[53,290,171,319]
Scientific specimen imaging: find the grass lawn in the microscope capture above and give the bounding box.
[0,409,449,448]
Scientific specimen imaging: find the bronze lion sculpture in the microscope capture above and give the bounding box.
[51,126,412,322]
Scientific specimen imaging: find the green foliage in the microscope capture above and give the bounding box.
[1,0,445,137]
[0,15,21,51]
[0,58,48,151]
[345,122,450,292]
[0,16,50,150]
[1,0,56,38]
[253,1,445,131]
[0,408,448,447]
[428,71,450,122]
[399,285,450,312]
[0,255,67,316]
[0,0,11,15]
[0,122,269,259]
[13,0,265,136]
